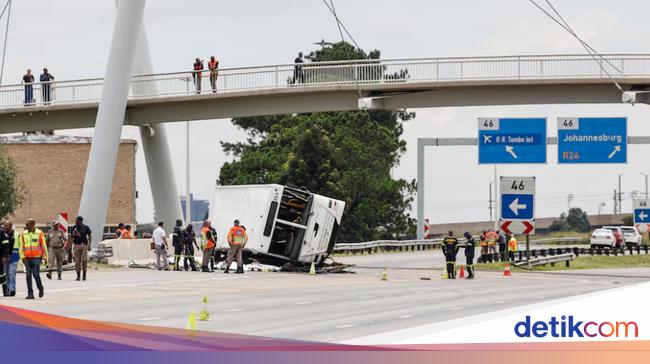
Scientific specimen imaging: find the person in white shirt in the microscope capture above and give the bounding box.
[152,222,169,270]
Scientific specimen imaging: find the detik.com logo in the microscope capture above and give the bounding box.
[514,315,638,338]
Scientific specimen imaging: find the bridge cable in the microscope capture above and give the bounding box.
[0,0,11,86]
[320,0,370,110]
[528,0,626,98]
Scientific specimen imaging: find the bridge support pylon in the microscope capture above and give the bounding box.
[78,0,147,246]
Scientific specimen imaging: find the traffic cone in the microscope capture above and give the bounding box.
[458,265,465,279]
[503,263,511,277]
[309,262,316,276]
[440,266,447,279]
[198,296,210,321]
[380,268,389,281]
[186,312,197,331]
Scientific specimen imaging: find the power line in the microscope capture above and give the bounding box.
[528,0,627,97]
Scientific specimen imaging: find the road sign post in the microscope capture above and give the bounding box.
[478,118,547,164]
[633,199,650,233]
[557,117,627,164]
[500,176,536,235]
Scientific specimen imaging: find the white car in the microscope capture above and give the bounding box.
[620,226,642,246]
[590,228,616,248]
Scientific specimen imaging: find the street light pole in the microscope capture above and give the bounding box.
[618,174,623,214]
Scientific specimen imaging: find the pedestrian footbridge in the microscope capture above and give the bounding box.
[1,54,650,133]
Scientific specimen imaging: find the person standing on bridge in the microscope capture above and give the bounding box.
[208,56,219,93]
[22,69,35,106]
[293,52,304,84]
[70,216,91,281]
[463,232,476,279]
[45,221,66,280]
[442,230,459,279]
[225,220,247,274]
[39,68,55,104]
[19,219,48,299]
[200,220,216,272]
[193,58,204,94]
[152,222,170,271]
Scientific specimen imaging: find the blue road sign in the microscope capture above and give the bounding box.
[557,117,627,164]
[501,193,534,220]
[635,209,650,224]
[478,118,547,164]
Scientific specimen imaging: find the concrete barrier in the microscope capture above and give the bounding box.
[101,239,157,265]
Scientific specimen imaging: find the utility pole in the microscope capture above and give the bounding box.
[618,174,623,214]
[614,189,618,214]
[567,193,574,212]
[488,182,494,221]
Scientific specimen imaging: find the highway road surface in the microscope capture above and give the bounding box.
[1,256,648,343]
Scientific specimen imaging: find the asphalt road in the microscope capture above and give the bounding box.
[1,256,648,343]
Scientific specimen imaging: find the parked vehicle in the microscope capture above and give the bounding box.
[600,226,625,248]
[620,226,642,246]
[590,228,616,248]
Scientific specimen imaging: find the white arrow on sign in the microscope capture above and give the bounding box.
[639,211,648,221]
[505,145,518,159]
[509,197,527,216]
[608,145,621,159]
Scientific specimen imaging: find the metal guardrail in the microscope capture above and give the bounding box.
[3,54,650,109]
[333,236,587,253]
[514,253,575,269]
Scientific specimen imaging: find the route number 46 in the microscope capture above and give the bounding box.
[511,180,526,190]
[640,201,648,207]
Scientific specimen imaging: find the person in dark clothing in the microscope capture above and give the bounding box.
[0,223,12,295]
[70,216,91,281]
[498,233,507,262]
[182,224,198,271]
[463,232,476,279]
[442,230,459,279]
[293,52,304,84]
[39,68,54,104]
[209,223,218,272]
[192,58,204,94]
[172,220,183,271]
[22,69,35,105]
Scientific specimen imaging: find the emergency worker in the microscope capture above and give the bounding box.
[200,220,216,272]
[463,232,476,279]
[19,219,48,299]
[46,221,66,280]
[172,220,183,271]
[508,234,518,261]
[442,230,459,279]
[225,219,247,274]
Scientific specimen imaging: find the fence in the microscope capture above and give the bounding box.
[4,54,650,109]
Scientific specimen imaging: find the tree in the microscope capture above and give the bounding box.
[0,146,22,219]
[219,42,416,242]
[548,208,590,233]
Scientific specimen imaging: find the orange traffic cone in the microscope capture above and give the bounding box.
[503,263,511,277]
[458,265,465,279]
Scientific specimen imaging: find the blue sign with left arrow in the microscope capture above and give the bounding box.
[501,193,534,220]
[478,118,547,164]
[635,209,650,224]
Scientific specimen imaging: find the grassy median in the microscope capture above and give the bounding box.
[475,254,650,271]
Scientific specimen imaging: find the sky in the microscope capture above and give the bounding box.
[3,0,650,225]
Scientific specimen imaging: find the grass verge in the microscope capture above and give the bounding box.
[475,254,650,272]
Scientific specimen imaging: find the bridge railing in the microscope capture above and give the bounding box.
[2,54,650,109]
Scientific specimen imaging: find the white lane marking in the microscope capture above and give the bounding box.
[336,324,355,329]
[224,308,245,312]
[398,314,413,319]
[450,307,462,311]
[296,301,312,305]
[537,296,546,299]
[358,296,375,299]
[138,316,163,321]
[495,300,507,304]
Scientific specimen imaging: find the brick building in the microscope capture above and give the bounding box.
[1,134,136,231]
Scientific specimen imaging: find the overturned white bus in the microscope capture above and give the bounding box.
[210,184,346,265]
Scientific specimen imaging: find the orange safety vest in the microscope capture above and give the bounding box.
[20,229,48,259]
[208,59,219,72]
[508,237,518,252]
[201,226,215,250]
[227,226,247,246]
[479,235,487,247]
[115,228,127,239]
[122,230,132,239]
[487,231,497,246]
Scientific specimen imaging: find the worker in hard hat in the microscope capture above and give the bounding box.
[225,219,247,274]
[463,232,476,279]
[442,230,459,279]
[200,220,216,272]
